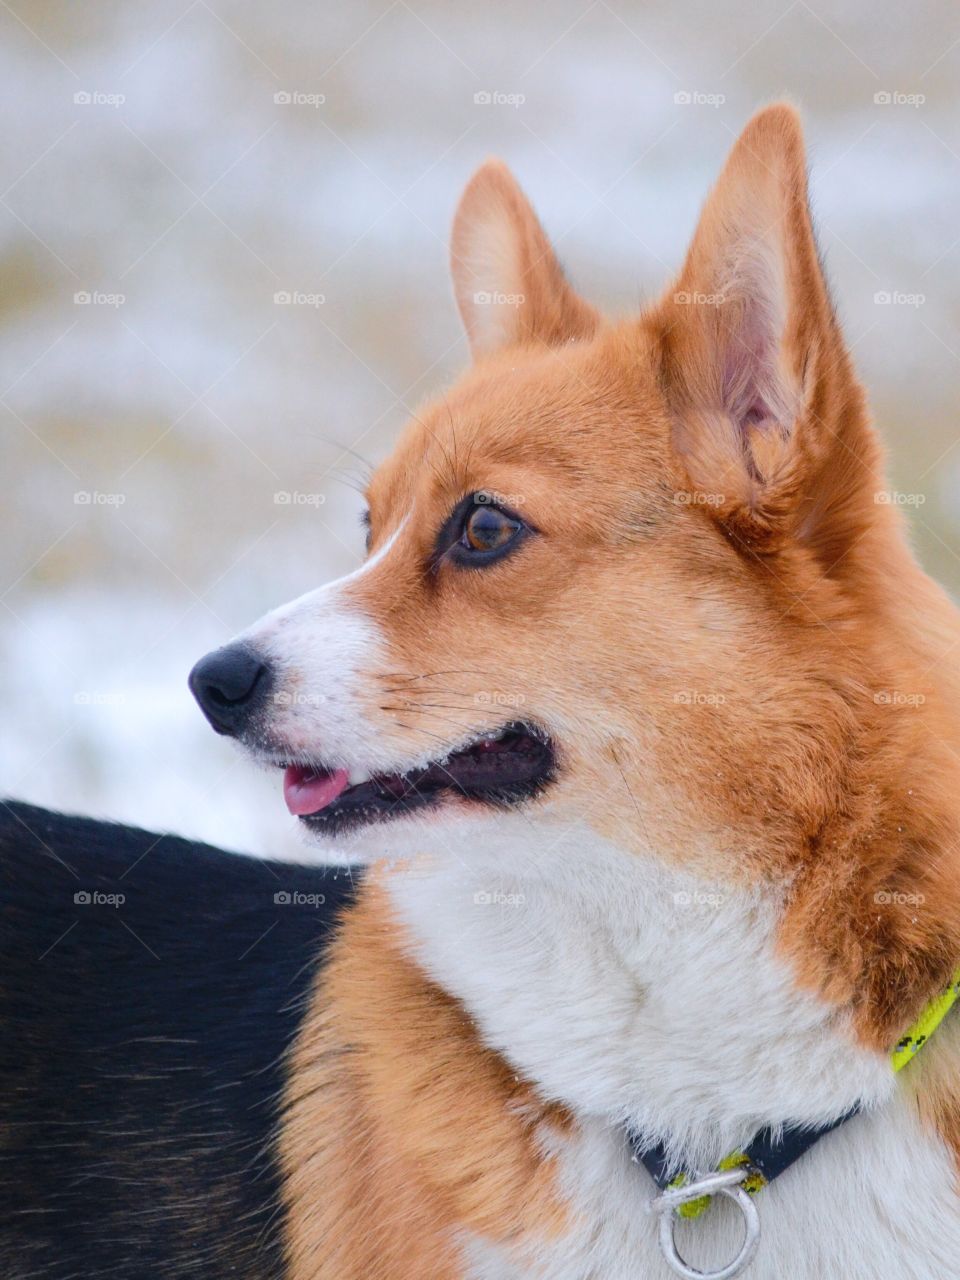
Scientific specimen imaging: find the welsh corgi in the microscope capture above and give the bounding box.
[185,101,960,1279]
[5,102,960,1280]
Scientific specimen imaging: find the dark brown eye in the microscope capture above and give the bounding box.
[432,492,533,570]
[463,504,522,553]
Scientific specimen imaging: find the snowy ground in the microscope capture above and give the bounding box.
[3,0,960,858]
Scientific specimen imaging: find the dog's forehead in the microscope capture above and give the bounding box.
[367,328,668,523]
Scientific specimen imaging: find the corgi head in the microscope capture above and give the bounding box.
[190,104,960,1044]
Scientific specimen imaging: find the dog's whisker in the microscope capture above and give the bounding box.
[385,722,459,748]
[378,706,478,734]
[381,701,482,713]
[378,669,507,683]
[324,470,369,498]
[305,432,376,480]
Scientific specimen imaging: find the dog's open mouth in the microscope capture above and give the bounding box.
[280,721,555,835]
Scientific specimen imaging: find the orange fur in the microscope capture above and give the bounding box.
[280,876,571,1279]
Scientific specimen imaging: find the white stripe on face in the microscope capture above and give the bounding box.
[235,516,409,771]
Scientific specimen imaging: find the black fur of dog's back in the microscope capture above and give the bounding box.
[0,801,358,1279]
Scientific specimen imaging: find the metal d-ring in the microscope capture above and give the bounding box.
[650,1168,761,1280]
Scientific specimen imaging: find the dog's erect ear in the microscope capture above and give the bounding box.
[450,159,599,359]
[656,104,878,559]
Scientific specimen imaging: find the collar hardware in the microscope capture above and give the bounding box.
[650,1169,761,1280]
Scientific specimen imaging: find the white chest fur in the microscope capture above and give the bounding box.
[385,814,958,1278]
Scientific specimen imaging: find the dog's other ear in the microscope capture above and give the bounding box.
[450,159,599,359]
[655,103,879,561]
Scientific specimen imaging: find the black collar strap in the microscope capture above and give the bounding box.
[629,1106,857,1206]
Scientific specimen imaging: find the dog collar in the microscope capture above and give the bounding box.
[631,964,960,1280]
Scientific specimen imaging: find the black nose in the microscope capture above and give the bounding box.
[188,644,271,736]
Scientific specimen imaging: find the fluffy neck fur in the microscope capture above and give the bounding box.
[384,812,895,1174]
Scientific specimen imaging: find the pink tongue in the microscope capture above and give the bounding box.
[283,765,350,816]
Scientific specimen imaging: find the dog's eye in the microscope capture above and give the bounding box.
[462,504,522,554]
[434,493,531,570]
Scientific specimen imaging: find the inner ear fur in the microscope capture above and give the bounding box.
[450,158,599,359]
[653,103,881,565]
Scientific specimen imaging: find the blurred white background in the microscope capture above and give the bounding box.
[3,0,960,859]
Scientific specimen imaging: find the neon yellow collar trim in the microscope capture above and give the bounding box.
[891,964,960,1071]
